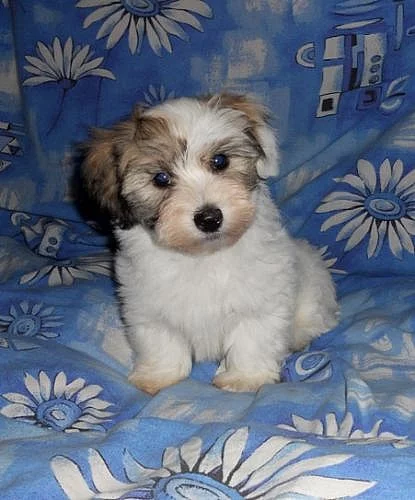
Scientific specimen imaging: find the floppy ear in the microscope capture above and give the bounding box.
[82,109,141,229]
[211,93,280,179]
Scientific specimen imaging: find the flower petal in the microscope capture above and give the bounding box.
[162,446,182,473]
[321,191,365,203]
[81,68,116,80]
[179,436,202,472]
[235,438,311,491]
[64,377,86,399]
[2,391,36,408]
[70,45,91,75]
[337,174,367,195]
[24,55,58,76]
[388,222,403,259]
[221,427,248,483]
[198,429,235,475]
[106,12,130,49]
[250,454,354,498]
[401,217,415,235]
[24,372,43,403]
[357,159,377,193]
[83,3,120,28]
[163,9,203,31]
[367,219,379,258]
[51,455,97,499]
[395,168,415,195]
[72,56,104,78]
[63,37,74,79]
[146,19,163,56]
[379,158,392,192]
[344,217,372,252]
[52,37,64,78]
[151,17,173,53]
[77,0,118,6]
[60,267,75,286]
[128,15,138,54]
[1,403,35,418]
[23,76,57,86]
[88,449,132,492]
[39,371,52,401]
[75,384,103,404]
[293,415,323,434]
[259,474,376,499]
[316,199,364,213]
[336,212,368,241]
[37,41,59,74]
[395,221,415,254]
[156,14,189,41]
[320,207,364,232]
[390,159,404,189]
[53,371,67,398]
[97,9,124,40]
[167,0,213,17]
[82,397,112,410]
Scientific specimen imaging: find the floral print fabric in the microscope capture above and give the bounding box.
[0,1,415,498]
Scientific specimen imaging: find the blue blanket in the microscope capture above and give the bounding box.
[1,1,415,498]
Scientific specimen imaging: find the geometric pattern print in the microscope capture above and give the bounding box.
[317,158,415,259]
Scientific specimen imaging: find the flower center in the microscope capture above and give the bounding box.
[36,399,83,431]
[8,315,41,337]
[154,473,243,499]
[57,78,77,90]
[121,0,161,17]
[365,193,406,221]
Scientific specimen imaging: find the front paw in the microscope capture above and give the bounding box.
[213,370,278,392]
[128,369,185,395]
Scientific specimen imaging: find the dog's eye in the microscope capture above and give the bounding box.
[153,172,171,187]
[211,154,229,171]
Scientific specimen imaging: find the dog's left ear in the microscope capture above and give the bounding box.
[210,93,280,179]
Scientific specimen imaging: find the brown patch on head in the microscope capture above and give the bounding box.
[206,93,279,179]
[210,92,271,126]
[82,107,184,229]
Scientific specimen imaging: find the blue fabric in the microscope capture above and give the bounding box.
[1,1,415,498]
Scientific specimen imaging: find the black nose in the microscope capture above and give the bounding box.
[194,206,223,233]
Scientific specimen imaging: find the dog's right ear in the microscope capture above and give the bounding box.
[82,108,142,229]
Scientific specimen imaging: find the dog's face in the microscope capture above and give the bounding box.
[83,94,279,254]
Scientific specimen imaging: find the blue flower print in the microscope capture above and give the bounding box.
[317,158,415,259]
[1,371,115,432]
[51,427,375,498]
[77,0,213,56]
[0,301,62,350]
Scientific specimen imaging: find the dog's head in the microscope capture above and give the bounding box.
[82,93,279,254]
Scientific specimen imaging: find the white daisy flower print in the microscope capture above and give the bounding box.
[278,412,406,442]
[23,37,115,87]
[51,426,375,499]
[77,0,213,56]
[0,371,115,432]
[316,158,415,259]
[0,301,62,350]
[19,253,112,287]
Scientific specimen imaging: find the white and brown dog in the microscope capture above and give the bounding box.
[83,94,338,394]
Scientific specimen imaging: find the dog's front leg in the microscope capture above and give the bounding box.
[127,322,192,395]
[213,316,290,392]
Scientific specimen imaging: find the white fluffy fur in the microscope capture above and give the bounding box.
[111,96,338,394]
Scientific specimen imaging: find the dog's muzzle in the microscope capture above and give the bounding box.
[194,206,223,233]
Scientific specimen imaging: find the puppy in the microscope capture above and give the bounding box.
[83,93,338,394]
